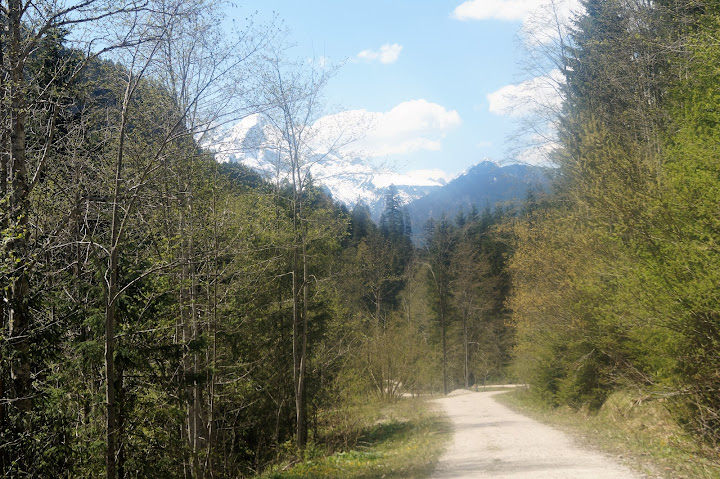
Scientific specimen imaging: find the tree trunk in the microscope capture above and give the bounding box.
[116,360,126,479]
[463,308,469,389]
[106,71,133,479]
[293,244,307,447]
[205,165,219,476]
[179,175,202,478]
[187,174,202,478]
[0,111,7,474]
[0,34,7,463]
[106,244,118,479]
[293,241,309,447]
[7,0,32,417]
[441,301,447,396]
[292,166,308,449]
[299,223,309,446]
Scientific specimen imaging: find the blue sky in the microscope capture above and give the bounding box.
[228,0,577,179]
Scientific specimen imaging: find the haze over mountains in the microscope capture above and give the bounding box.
[404,160,549,233]
[210,114,548,226]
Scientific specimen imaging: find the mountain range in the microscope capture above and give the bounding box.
[208,114,549,226]
[404,160,549,233]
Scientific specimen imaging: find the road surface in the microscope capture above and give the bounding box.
[431,390,643,478]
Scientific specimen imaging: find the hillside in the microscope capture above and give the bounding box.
[405,161,549,234]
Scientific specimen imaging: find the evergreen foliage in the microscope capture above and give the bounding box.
[509,0,720,447]
[16,0,720,473]
[0,7,519,475]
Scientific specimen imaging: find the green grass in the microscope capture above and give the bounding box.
[495,388,720,479]
[259,397,451,479]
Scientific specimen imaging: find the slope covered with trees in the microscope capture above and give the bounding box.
[0,1,517,476]
[509,0,720,446]
[404,160,548,237]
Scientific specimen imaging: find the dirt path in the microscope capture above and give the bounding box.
[431,390,643,478]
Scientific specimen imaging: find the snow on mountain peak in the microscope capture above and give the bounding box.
[206,115,461,217]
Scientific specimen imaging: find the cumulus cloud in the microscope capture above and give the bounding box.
[357,43,403,64]
[360,99,461,156]
[313,100,461,158]
[452,0,543,21]
[487,69,564,117]
[452,0,583,44]
[486,72,565,166]
[517,138,559,166]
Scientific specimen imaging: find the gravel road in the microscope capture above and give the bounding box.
[431,390,643,478]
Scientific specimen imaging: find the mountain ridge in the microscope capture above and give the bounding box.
[208,115,547,222]
[208,114,450,217]
[404,160,549,234]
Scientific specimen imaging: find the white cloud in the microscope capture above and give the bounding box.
[313,100,461,158]
[517,139,559,166]
[357,43,403,64]
[521,0,582,44]
[487,69,564,117]
[360,99,461,156]
[452,0,583,44]
[452,0,543,21]
[487,71,565,166]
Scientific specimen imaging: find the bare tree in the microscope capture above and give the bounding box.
[99,3,277,475]
[257,49,351,448]
[502,0,578,166]
[152,3,276,475]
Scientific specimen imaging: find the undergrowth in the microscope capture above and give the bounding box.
[258,397,451,479]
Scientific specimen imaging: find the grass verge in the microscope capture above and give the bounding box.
[259,397,451,479]
[495,388,720,478]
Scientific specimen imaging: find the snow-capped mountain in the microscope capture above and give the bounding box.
[208,114,449,218]
[208,116,548,225]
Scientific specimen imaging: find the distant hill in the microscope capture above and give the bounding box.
[405,161,549,235]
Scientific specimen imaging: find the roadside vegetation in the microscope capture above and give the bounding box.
[506,0,720,460]
[497,389,720,479]
[260,397,451,479]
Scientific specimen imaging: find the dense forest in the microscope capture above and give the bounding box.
[2,0,720,477]
[0,0,514,476]
[510,0,720,450]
